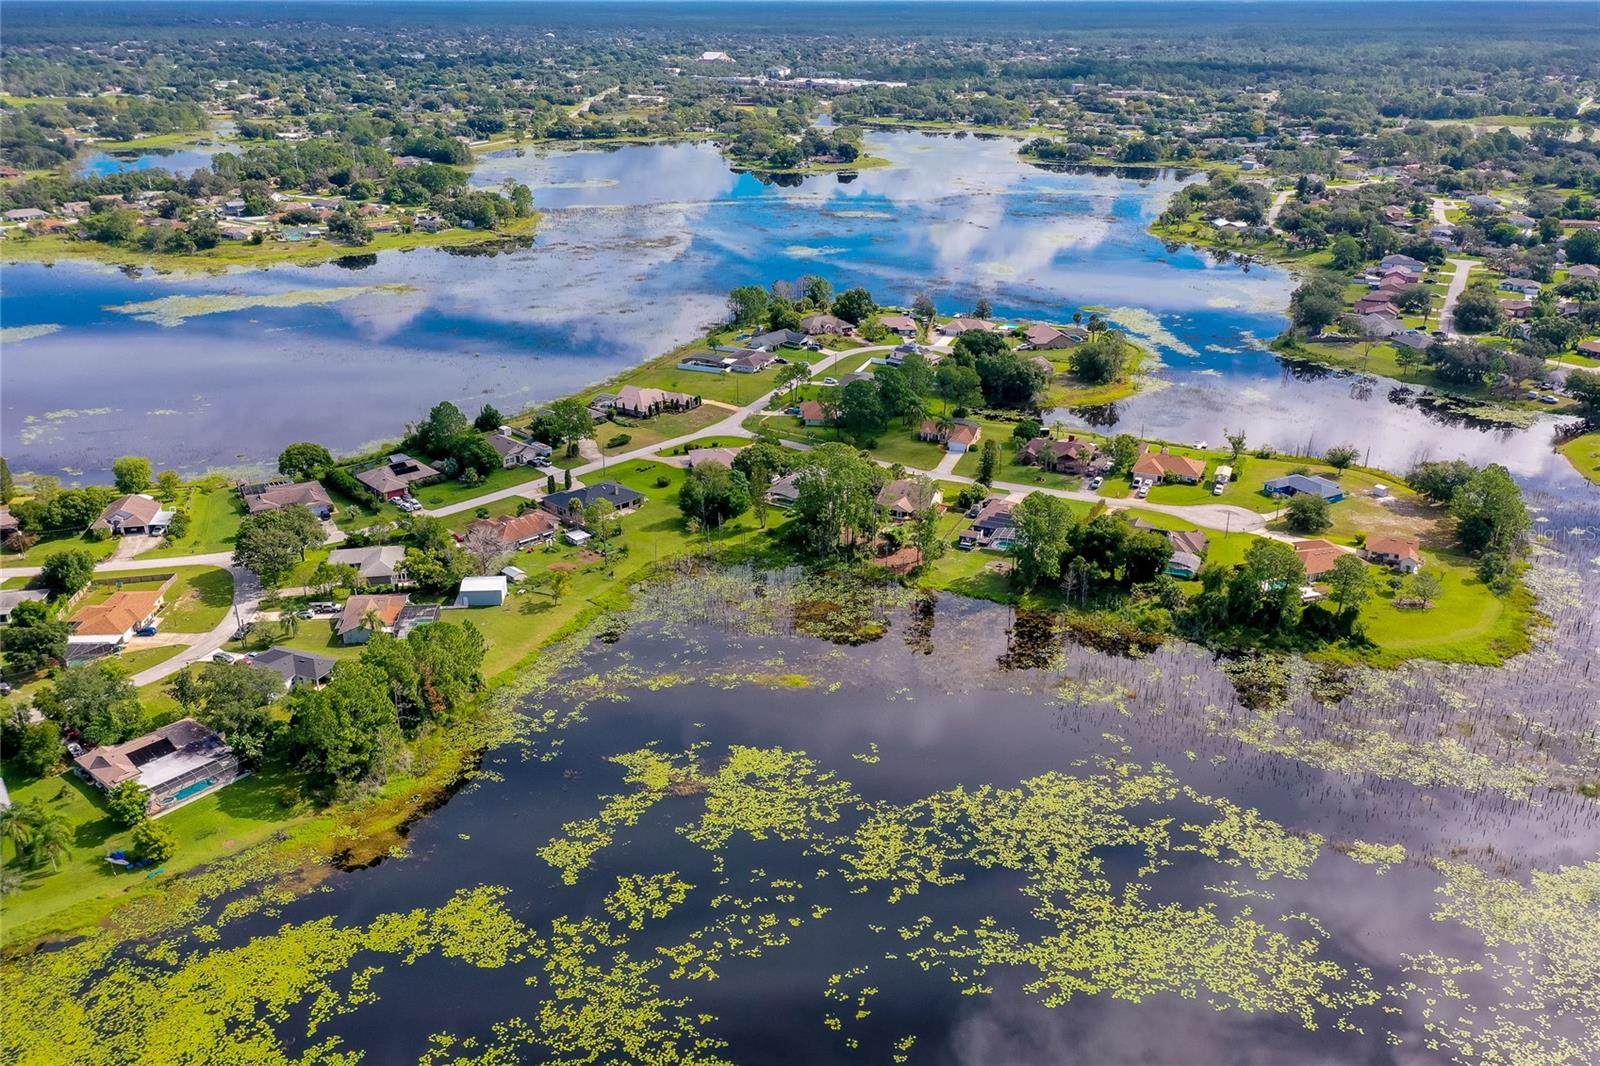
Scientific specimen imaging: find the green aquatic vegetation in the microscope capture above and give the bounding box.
[1345,840,1406,874]
[1179,795,1323,880]
[683,745,858,852]
[607,874,695,930]
[104,283,415,327]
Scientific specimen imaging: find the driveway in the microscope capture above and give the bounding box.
[1438,258,1476,336]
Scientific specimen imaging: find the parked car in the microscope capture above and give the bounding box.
[1539,394,1560,404]
[1088,476,1103,490]
[232,622,254,640]
[135,625,158,637]
[309,601,338,615]
[212,650,241,664]
[822,376,838,386]
[1136,483,1151,499]
[1213,481,1225,496]
[295,609,316,620]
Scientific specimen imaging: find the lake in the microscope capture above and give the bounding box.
[10,129,1578,487]
[20,567,1597,1062]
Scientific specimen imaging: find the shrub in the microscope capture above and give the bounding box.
[1284,493,1332,534]
[107,781,151,826]
[130,819,176,864]
[606,433,632,449]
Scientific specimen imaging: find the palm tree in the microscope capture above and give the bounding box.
[281,611,301,640]
[1,804,35,860]
[29,809,71,872]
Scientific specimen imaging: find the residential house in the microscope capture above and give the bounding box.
[1392,330,1433,351]
[1499,278,1542,297]
[1464,194,1501,210]
[1567,264,1600,281]
[328,545,409,585]
[1501,299,1534,320]
[1263,473,1345,501]
[613,385,701,418]
[336,593,411,644]
[455,575,507,607]
[1363,535,1424,574]
[466,510,558,551]
[239,479,334,519]
[1017,435,1100,475]
[878,314,919,337]
[677,353,730,374]
[68,589,165,646]
[4,208,49,223]
[958,498,1017,550]
[1578,340,1600,358]
[1168,528,1211,557]
[686,446,744,469]
[876,479,942,520]
[486,430,552,468]
[917,419,981,454]
[1353,294,1400,317]
[248,647,336,689]
[541,482,645,523]
[0,588,49,624]
[1294,539,1346,580]
[748,328,808,350]
[1021,323,1085,350]
[938,317,992,336]
[74,718,240,817]
[768,471,803,508]
[1132,448,1206,485]
[726,349,778,373]
[1166,551,1203,579]
[1357,313,1403,338]
[1379,254,1426,274]
[355,454,439,500]
[801,313,853,336]
[798,400,829,426]
[91,494,175,536]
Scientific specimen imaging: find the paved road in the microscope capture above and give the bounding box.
[1438,257,1476,337]
[129,565,262,686]
[1431,197,1452,226]
[0,551,235,580]
[1265,188,1292,228]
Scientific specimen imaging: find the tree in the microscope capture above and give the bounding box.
[1565,229,1600,266]
[400,516,471,592]
[973,297,993,319]
[911,506,944,566]
[544,570,572,602]
[831,287,876,325]
[107,781,151,827]
[1011,492,1073,589]
[166,667,202,713]
[13,718,62,778]
[836,380,887,442]
[802,275,833,309]
[2,599,69,675]
[7,804,71,871]
[1407,459,1478,504]
[287,662,401,791]
[1284,493,1332,534]
[277,442,333,479]
[934,363,983,412]
[1565,369,1600,420]
[976,439,1000,485]
[544,398,596,458]
[40,549,96,596]
[130,819,176,865]
[1326,554,1373,612]
[1330,235,1364,271]
[462,524,511,574]
[34,661,144,747]
[678,461,751,529]
[775,361,812,397]
[1324,444,1360,470]
[1452,282,1505,335]
[473,404,505,432]
[1122,529,1174,585]
[154,470,184,503]
[912,291,937,325]
[1068,332,1130,385]
[727,284,771,326]
[1289,273,1345,335]
[1107,434,1141,474]
[0,456,13,504]
[1406,569,1443,608]
[790,444,880,558]
[1450,464,1529,556]
[412,401,471,458]
[1227,539,1307,631]
[234,505,325,585]
[111,456,153,494]
[194,662,284,762]
[873,366,922,426]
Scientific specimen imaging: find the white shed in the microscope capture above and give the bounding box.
[564,529,592,547]
[455,575,507,607]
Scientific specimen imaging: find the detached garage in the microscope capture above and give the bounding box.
[455,576,507,607]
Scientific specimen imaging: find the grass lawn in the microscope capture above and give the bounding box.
[591,405,731,457]
[0,533,117,568]
[112,643,188,676]
[0,758,312,944]
[409,465,545,510]
[86,565,234,632]
[620,361,783,407]
[1558,432,1600,485]
[138,485,243,558]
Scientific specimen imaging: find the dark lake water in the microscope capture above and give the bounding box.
[4,129,1582,488]
[96,568,1597,1064]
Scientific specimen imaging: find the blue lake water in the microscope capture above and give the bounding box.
[0,131,1586,491]
[74,145,224,178]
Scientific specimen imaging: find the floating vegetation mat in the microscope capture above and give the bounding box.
[104,283,415,327]
[4,566,1597,1064]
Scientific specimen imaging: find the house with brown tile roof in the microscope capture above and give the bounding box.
[1362,535,1423,573]
[240,480,334,518]
[798,400,829,426]
[74,717,239,815]
[686,446,744,469]
[614,385,702,419]
[337,593,411,644]
[356,455,439,500]
[876,479,942,520]
[938,317,993,336]
[91,494,174,535]
[1293,539,1346,580]
[1018,435,1100,475]
[467,510,558,550]
[878,313,918,337]
[801,313,854,336]
[1132,448,1206,484]
[68,589,165,645]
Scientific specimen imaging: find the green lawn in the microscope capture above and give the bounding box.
[619,361,783,407]
[0,533,117,568]
[112,643,189,676]
[409,465,545,509]
[1558,432,1600,485]
[0,758,311,945]
[595,404,731,455]
[138,486,243,558]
